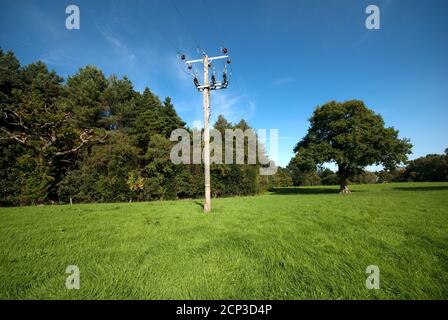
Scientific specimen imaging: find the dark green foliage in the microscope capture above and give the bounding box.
[0,49,21,107]
[349,171,378,184]
[65,65,108,128]
[376,151,448,183]
[57,132,139,203]
[261,167,294,190]
[376,168,406,183]
[402,153,448,182]
[318,168,339,185]
[286,156,321,186]
[292,100,412,191]
[0,51,108,204]
[210,118,264,196]
[1,49,278,205]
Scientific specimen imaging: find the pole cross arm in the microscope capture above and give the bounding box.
[186,55,229,64]
[196,81,229,91]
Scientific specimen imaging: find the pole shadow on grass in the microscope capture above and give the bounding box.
[393,186,448,192]
[193,200,204,209]
[269,187,341,195]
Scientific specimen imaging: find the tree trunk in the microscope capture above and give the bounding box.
[337,164,351,194]
[339,178,351,194]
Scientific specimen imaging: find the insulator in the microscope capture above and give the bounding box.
[188,64,192,70]
[222,47,228,54]
[193,77,199,87]
[211,74,216,85]
[180,54,186,60]
[227,59,231,64]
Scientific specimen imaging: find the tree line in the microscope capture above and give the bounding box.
[0,49,290,206]
[286,150,448,187]
[2,49,445,205]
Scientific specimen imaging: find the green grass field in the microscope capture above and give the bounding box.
[0,182,447,299]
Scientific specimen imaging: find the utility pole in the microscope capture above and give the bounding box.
[203,55,211,212]
[179,47,231,213]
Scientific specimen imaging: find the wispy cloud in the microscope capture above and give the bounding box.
[273,76,294,86]
[22,2,60,39]
[39,50,68,67]
[178,91,257,128]
[211,92,256,124]
[170,55,194,83]
[97,25,137,63]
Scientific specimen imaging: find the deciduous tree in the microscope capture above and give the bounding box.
[292,100,412,193]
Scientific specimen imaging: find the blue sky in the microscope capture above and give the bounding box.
[1,0,447,167]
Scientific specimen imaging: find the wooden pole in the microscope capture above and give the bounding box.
[184,50,230,212]
[203,55,211,212]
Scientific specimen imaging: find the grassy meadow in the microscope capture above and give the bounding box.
[0,182,447,299]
